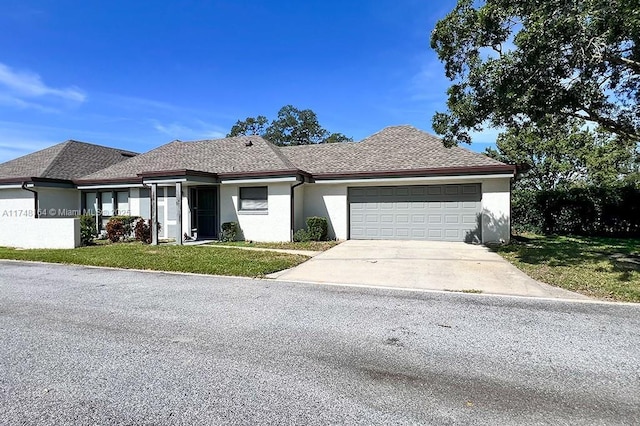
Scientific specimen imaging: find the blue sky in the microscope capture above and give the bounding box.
[0,0,499,163]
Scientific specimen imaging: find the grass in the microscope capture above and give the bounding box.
[212,240,341,251]
[492,233,640,302]
[0,242,309,277]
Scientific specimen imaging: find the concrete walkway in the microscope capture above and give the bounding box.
[269,240,589,299]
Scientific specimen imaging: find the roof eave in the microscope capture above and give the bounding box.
[310,165,515,180]
[217,169,310,180]
[73,177,143,186]
[137,169,218,179]
[0,177,75,187]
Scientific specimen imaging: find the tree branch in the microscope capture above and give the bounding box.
[607,55,640,73]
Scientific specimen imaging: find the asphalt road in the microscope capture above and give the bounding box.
[1,261,639,425]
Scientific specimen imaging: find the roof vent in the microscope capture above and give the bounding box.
[245,139,253,147]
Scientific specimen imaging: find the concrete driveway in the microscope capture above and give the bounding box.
[270,240,587,299]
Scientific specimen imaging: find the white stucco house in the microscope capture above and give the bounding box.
[0,126,514,248]
[0,141,137,248]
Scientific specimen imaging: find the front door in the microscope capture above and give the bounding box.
[193,188,217,238]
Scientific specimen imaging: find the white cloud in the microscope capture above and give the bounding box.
[151,120,226,140]
[0,62,86,103]
[0,93,61,113]
[0,136,57,163]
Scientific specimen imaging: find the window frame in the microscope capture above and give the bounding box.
[238,186,268,213]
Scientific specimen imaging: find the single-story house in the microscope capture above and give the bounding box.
[0,140,137,248]
[0,126,514,248]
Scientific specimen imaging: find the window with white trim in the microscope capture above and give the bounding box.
[239,186,268,211]
[115,191,129,215]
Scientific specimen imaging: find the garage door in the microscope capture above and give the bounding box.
[348,184,482,242]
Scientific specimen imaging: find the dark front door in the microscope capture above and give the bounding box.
[194,188,217,238]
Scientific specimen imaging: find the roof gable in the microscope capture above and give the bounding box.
[280,125,510,177]
[0,140,137,183]
[78,135,299,182]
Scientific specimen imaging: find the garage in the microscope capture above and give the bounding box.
[348,184,482,242]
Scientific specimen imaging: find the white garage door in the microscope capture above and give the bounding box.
[348,184,482,242]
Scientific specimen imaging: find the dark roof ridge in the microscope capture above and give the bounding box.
[40,140,73,178]
[57,139,139,155]
[261,138,300,170]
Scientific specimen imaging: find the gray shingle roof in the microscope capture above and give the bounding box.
[79,135,299,182]
[279,125,508,176]
[0,140,138,183]
[75,126,511,183]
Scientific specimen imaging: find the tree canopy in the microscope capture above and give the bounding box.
[227,105,352,146]
[485,117,640,190]
[431,0,640,146]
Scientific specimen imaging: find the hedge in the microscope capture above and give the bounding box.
[512,185,640,237]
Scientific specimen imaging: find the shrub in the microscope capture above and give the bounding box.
[293,229,311,242]
[305,216,328,241]
[111,215,138,236]
[512,185,640,237]
[220,222,240,242]
[105,216,140,243]
[134,218,152,244]
[105,218,125,243]
[293,217,329,242]
[79,214,98,246]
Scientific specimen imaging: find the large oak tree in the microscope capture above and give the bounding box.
[227,105,352,146]
[431,0,640,147]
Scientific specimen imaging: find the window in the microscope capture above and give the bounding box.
[239,186,268,211]
[101,192,113,216]
[84,192,97,215]
[116,191,129,215]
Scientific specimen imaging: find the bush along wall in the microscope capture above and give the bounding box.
[105,216,141,243]
[512,185,640,237]
[220,222,240,242]
[294,217,329,242]
[79,214,98,246]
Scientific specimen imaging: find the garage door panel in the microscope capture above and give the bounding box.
[380,214,394,223]
[445,229,461,239]
[396,214,410,223]
[396,229,410,237]
[428,229,443,238]
[428,215,443,224]
[462,214,478,224]
[411,229,426,238]
[380,228,394,237]
[411,214,426,224]
[349,184,482,242]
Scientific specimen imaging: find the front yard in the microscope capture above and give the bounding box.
[493,234,640,302]
[0,243,309,277]
[212,240,341,251]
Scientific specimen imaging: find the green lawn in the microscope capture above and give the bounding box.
[212,240,341,251]
[493,234,640,302]
[0,243,309,277]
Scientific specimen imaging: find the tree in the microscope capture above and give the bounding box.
[323,132,353,144]
[431,0,640,147]
[227,115,268,137]
[227,105,352,146]
[485,117,640,190]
